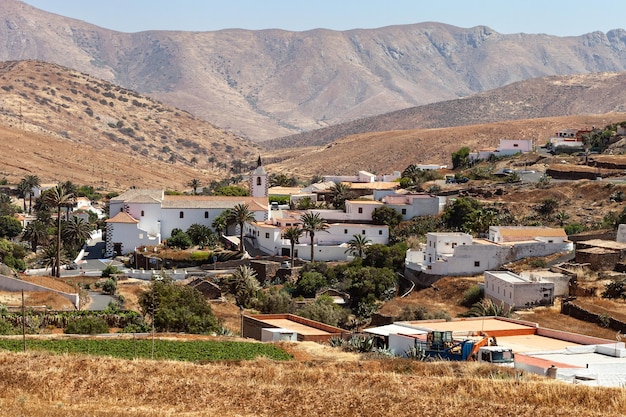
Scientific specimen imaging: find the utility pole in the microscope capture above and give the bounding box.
[21,290,26,352]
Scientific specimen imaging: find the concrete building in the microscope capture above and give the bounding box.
[371,316,626,386]
[405,228,573,278]
[242,314,346,343]
[469,139,534,161]
[381,193,445,220]
[484,270,555,310]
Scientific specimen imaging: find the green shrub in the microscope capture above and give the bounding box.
[102,279,117,295]
[65,316,109,334]
[101,265,120,278]
[460,285,484,307]
[190,251,210,262]
[0,318,15,335]
[529,259,547,268]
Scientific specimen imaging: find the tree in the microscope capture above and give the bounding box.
[17,179,29,213]
[0,216,22,239]
[22,220,49,251]
[282,226,302,267]
[0,193,15,217]
[451,147,471,169]
[226,203,256,252]
[536,198,559,217]
[345,234,371,258]
[555,211,570,227]
[328,182,353,209]
[138,277,219,334]
[188,178,201,195]
[300,212,329,262]
[253,287,295,314]
[62,216,92,253]
[372,206,403,228]
[23,175,40,214]
[214,185,250,196]
[166,229,192,249]
[295,271,328,298]
[187,223,215,247]
[44,183,74,277]
[442,197,482,231]
[296,295,349,327]
[231,265,261,308]
[345,266,397,308]
[269,173,298,187]
[211,212,228,236]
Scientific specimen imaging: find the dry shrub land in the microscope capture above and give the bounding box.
[0,351,625,417]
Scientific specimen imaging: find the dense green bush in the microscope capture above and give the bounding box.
[64,316,110,334]
[460,285,484,308]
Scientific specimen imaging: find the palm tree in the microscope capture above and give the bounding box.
[62,216,92,253]
[226,203,256,252]
[22,220,49,252]
[231,265,260,308]
[329,182,352,209]
[61,180,78,219]
[300,212,329,262]
[282,226,302,267]
[44,183,74,277]
[17,179,29,213]
[212,212,228,236]
[24,175,40,214]
[345,234,371,258]
[188,178,201,195]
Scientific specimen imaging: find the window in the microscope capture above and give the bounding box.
[362,230,365,235]
[513,143,519,147]
[256,177,262,186]
[474,261,480,267]
[141,210,144,217]
[204,211,209,218]
[179,211,184,218]
[265,233,270,239]
[401,209,407,215]
[358,207,363,214]
[344,229,348,234]
[379,230,383,235]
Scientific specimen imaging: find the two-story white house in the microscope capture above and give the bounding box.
[405,227,573,279]
[382,194,445,220]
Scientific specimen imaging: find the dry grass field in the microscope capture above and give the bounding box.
[0,349,624,416]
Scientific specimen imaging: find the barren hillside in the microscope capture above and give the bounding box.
[266,113,626,178]
[0,61,259,190]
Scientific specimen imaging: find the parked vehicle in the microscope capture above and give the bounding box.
[421,330,514,366]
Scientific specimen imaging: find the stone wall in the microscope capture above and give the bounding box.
[561,301,626,333]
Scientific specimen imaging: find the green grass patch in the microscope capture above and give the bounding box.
[0,338,292,361]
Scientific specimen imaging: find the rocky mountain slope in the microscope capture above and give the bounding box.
[4,0,626,140]
[265,72,626,149]
[0,60,258,190]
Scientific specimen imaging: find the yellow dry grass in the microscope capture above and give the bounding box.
[0,350,624,416]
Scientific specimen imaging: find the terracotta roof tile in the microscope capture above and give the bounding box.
[106,212,139,224]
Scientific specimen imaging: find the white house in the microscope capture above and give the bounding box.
[469,139,534,161]
[484,270,555,310]
[382,193,445,220]
[344,200,384,222]
[405,228,573,277]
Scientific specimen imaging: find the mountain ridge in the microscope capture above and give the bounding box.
[4,0,626,140]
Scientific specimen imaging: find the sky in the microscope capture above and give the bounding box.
[21,0,626,37]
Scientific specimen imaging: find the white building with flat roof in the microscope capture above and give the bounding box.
[484,270,555,310]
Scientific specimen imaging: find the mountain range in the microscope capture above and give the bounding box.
[4,0,626,141]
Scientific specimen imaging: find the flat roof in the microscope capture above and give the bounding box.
[578,239,626,250]
[403,317,536,334]
[260,318,331,336]
[364,324,428,337]
[486,271,528,284]
[496,334,580,353]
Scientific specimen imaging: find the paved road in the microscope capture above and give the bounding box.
[85,291,115,311]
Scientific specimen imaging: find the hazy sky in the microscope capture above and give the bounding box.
[21,0,626,37]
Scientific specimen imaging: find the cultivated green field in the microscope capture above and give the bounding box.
[0,338,292,361]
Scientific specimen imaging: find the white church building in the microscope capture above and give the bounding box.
[105,159,270,256]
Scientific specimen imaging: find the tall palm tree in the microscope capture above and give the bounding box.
[226,203,256,252]
[188,178,201,195]
[44,183,74,277]
[300,212,329,262]
[282,226,302,267]
[17,179,29,213]
[345,234,371,258]
[22,220,49,252]
[61,181,78,219]
[24,175,40,214]
[62,216,92,253]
